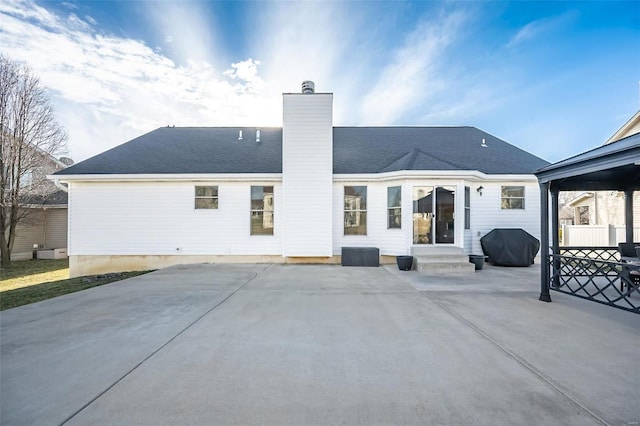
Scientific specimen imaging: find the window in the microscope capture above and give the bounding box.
[501,186,525,209]
[464,186,470,229]
[19,171,33,188]
[344,186,367,235]
[195,186,218,209]
[577,206,590,225]
[251,186,274,235]
[387,186,401,229]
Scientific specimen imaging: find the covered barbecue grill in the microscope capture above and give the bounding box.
[480,228,540,266]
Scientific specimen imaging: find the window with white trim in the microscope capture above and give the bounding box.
[501,186,525,209]
[195,186,218,209]
[344,186,367,235]
[387,186,401,229]
[251,186,274,235]
[464,186,470,229]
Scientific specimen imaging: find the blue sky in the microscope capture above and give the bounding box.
[0,0,638,163]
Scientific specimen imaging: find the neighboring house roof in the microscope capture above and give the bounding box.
[605,109,640,145]
[20,190,68,207]
[567,192,594,206]
[55,126,549,176]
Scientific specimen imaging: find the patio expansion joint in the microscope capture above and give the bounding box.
[57,264,270,426]
[416,290,610,426]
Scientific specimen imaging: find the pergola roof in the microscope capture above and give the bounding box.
[535,133,640,191]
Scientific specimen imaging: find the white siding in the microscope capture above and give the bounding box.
[333,181,407,256]
[45,208,67,248]
[68,181,282,256]
[332,180,471,256]
[464,230,472,254]
[67,177,541,260]
[469,181,541,256]
[282,94,333,256]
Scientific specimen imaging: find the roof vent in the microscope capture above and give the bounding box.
[238,130,243,140]
[301,80,315,94]
[481,138,488,148]
[256,129,261,143]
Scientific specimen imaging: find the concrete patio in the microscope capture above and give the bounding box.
[1,263,638,425]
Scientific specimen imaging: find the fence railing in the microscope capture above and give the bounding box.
[559,247,620,267]
[548,251,639,314]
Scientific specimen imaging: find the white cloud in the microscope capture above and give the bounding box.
[1,0,588,164]
[146,1,218,66]
[248,1,394,125]
[0,0,277,160]
[358,10,467,124]
[224,58,264,93]
[506,11,576,49]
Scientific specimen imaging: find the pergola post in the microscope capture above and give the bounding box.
[539,181,551,302]
[624,189,634,244]
[550,188,560,287]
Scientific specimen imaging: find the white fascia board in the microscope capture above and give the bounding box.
[332,171,538,182]
[48,173,283,183]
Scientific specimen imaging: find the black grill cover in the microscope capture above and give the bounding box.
[480,228,540,266]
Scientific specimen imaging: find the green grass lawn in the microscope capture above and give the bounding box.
[0,259,151,311]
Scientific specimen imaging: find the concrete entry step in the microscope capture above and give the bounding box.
[411,246,475,274]
[415,257,476,274]
[411,245,465,256]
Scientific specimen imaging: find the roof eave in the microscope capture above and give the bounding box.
[333,170,538,182]
[49,173,284,182]
[535,148,640,183]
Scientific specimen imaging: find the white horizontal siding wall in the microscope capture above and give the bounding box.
[333,181,407,256]
[68,181,282,256]
[332,180,469,256]
[469,181,541,256]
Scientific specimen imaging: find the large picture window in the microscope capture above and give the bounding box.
[501,186,525,209]
[251,186,274,235]
[195,186,218,209]
[387,186,401,229]
[344,186,367,235]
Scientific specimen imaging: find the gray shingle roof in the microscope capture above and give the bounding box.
[56,126,549,176]
[21,190,68,206]
[333,127,548,174]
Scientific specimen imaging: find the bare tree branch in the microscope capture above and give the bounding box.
[0,54,68,267]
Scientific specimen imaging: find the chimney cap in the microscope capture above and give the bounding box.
[301,80,315,94]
